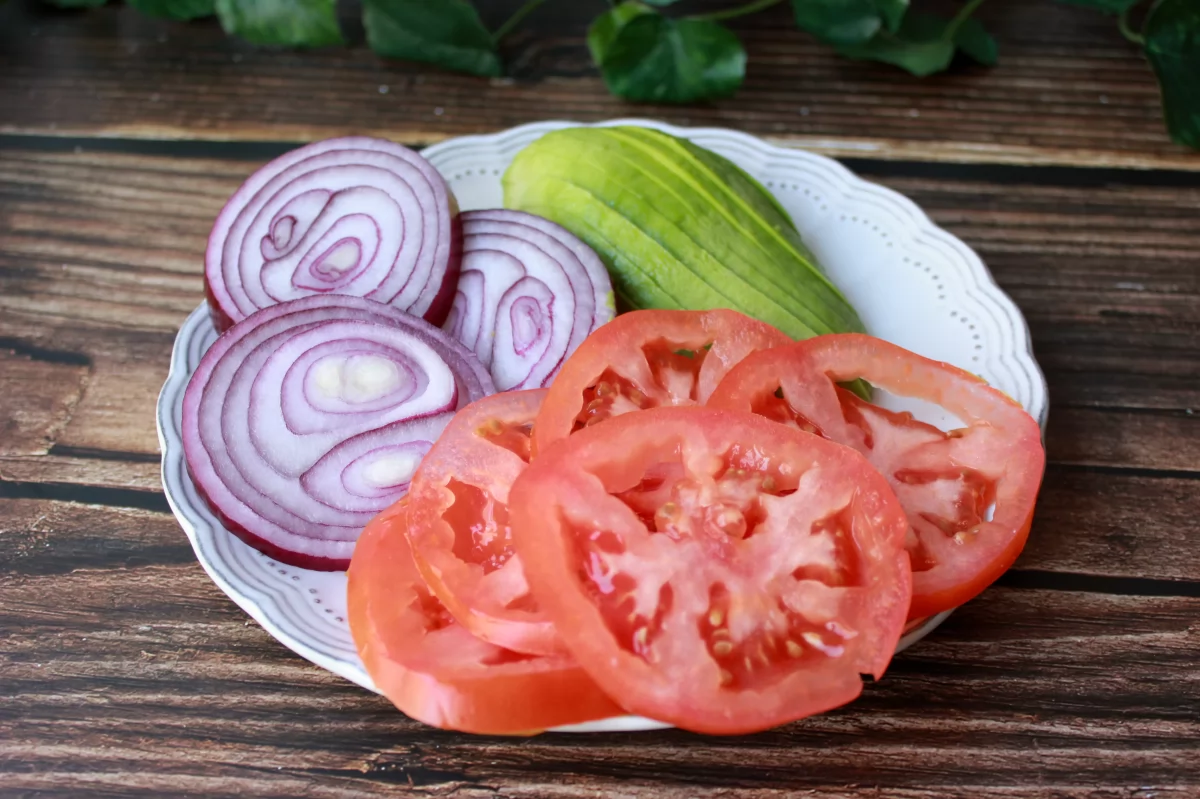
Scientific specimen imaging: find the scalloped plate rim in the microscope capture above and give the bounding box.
[157,118,1048,735]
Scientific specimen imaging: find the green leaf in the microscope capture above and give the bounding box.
[1054,0,1141,12]
[640,0,682,5]
[791,0,883,45]
[837,11,955,75]
[954,16,998,65]
[873,0,909,32]
[128,0,215,20]
[588,1,655,65]
[837,10,998,76]
[40,0,107,8]
[1142,0,1200,148]
[215,0,342,47]
[363,0,501,77]
[594,12,746,103]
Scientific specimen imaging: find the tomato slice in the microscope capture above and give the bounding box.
[509,407,911,735]
[708,333,1045,619]
[347,500,623,734]
[404,390,563,656]
[530,309,791,456]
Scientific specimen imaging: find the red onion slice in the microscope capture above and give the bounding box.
[182,295,493,571]
[206,137,461,332]
[443,210,615,390]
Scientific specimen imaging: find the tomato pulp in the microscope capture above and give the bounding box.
[509,406,912,735]
[346,500,622,734]
[709,334,1045,619]
[404,390,563,656]
[531,309,791,455]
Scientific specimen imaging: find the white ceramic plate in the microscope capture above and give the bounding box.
[158,118,1048,733]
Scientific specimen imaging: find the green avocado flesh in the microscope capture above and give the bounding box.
[501,126,865,340]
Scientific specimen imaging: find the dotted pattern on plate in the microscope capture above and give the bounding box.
[157,119,1048,733]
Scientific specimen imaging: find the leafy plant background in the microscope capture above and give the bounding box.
[41,0,1200,149]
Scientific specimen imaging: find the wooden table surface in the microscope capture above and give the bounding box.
[2,0,1198,796]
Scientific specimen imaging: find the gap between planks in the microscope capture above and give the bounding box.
[4,128,1200,174]
[3,477,1199,599]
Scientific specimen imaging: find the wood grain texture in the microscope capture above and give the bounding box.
[3,27,1200,790]
[2,500,1198,798]
[1,0,1198,170]
[1018,470,1200,583]
[0,350,90,456]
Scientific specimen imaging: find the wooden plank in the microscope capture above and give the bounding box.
[0,499,184,576]
[1,496,1196,796]
[1020,470,1200,582]
[3,417,1197,582]
[0,322,179,464]
[0,349,90,456]
[0,453,161,492]
[1046,409,1200,473]
[0,0,1196,170]
[1,468,1190,582]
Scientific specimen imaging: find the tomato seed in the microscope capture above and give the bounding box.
[633,626,649,650]
[476,418,503,436]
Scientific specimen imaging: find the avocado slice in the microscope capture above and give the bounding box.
[502,126,865,341]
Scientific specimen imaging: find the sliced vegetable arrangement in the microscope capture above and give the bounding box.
[184,126,1045,736]
[348,312,1044,734]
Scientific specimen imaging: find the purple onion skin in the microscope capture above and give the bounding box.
[205,137,461,333]
[204,278,238,334]
[418,205,463,330]
[197,490,352,572]
[183,295,494,571]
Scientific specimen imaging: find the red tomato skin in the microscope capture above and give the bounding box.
[708,333,1046,620]
[510,407,912,735]
[347,501,624,735]
[531,308,792,457]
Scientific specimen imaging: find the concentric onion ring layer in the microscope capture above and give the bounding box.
[206,137,460,330]
[444,210,615,391]
[182,295,494,570]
